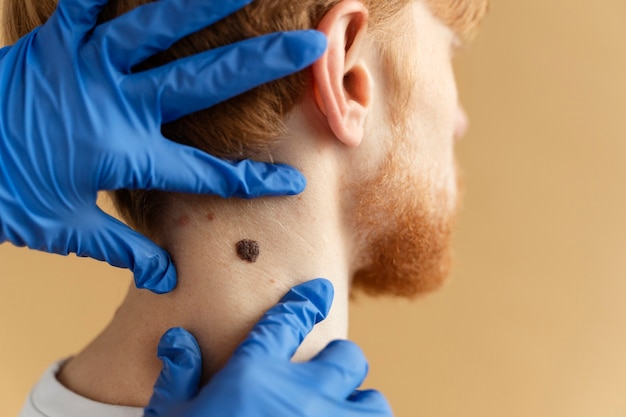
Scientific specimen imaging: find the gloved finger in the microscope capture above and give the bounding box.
[308,340,369,399]
[75,210,177,294]
[94,0,252,71]
[235,279,334,359]
[347,390,394,415]
[98,137,306,198]
[55,0,109,34]
[144,328,202,417]
[126,30,327,123]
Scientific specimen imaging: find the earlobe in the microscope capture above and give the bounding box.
[312,0,371,148]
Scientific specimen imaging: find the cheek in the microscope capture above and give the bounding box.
[411,80,457,171]
[416,66,458,147]
[402,77,459,208]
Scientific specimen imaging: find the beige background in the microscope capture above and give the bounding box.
[2,1,626,416]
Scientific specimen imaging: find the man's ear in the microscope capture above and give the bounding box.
[312,0,371,147]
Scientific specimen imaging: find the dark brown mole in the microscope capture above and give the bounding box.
[236,239,260,263]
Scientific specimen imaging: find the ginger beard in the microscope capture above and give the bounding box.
[348,3,464,298]
[350,117,461,298]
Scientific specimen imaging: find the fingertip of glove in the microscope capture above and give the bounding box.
[282,30,328,68]
[275,162,309,194]
[286,169,307,195]
[303,30,329,56]
[157,327,201,366]
[264,162,307,196]
[135,255,178,294]
[289,278,335,321]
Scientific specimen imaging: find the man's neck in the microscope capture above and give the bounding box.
[57,147,352,407]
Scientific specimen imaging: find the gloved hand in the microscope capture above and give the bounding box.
[0,0,326,293]
[145,279,393,417]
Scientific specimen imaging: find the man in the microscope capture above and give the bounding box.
[2,0,392,414]
[11,0,488,414]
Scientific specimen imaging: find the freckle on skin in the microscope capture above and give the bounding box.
[207,213,215,221]
[236,239,260,263]
[177,216,190,226]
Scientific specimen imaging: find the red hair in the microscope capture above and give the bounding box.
[2,0,488,236]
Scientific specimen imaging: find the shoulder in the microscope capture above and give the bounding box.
[18,359,143,417]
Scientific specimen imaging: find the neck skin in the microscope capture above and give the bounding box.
[57,103,355,407]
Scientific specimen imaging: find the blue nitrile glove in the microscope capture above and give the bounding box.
[145,279,393,417]
[0,0,327,293]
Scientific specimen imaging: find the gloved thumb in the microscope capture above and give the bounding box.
[144,328,202,417]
